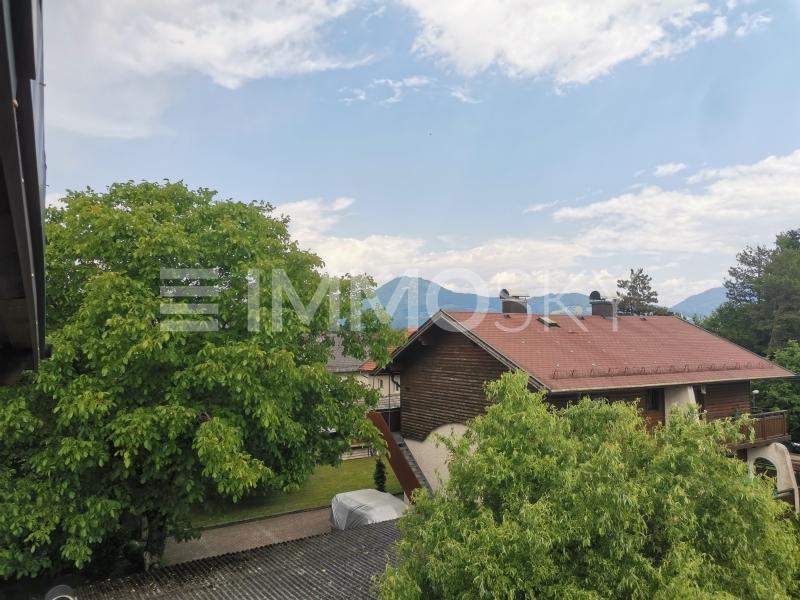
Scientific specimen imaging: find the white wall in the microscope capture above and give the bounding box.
[664,385,697,423]
[747,442,799,513]
[405,423,468,492]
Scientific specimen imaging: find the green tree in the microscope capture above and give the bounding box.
[0,181,399,578]
[373,459,387,493]
[706,230,800,354]
[380,372,799,600]
[754,340,800,441]
[616,268,663,315]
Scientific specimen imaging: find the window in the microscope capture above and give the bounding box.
[645,389,664,411]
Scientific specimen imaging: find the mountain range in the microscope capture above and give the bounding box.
[668,286,727,319]
[371,277,726,328]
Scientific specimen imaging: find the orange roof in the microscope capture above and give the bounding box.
[391,311,795,392]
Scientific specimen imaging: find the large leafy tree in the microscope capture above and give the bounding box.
[754,341,800,440]
[616,268,664,315]
[0,181,398,578]
[380,372,799,600]
[705,229,800,354]
[703,230,800,436]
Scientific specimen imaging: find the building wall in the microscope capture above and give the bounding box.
[551,382,751,423]
[337,372,401,411]
[405,423,468,492]
[365,373,401,411]
[664,385,697,422]
[699,381,751,419]
[399,329,508,440]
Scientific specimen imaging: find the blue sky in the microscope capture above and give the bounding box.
[44,1,800,304]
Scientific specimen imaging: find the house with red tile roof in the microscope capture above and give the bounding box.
[375,293,799,510]
[326,330,416,436]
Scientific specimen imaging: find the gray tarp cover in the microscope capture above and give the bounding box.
[330,489,408,530]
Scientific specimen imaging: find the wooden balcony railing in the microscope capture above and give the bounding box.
[734,410,790,449]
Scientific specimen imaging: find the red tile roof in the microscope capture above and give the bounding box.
[404,311,794,393]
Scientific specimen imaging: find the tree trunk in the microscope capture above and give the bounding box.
[141,512,167,571]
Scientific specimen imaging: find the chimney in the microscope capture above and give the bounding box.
[589,291,618,318]
[500,289,528,314]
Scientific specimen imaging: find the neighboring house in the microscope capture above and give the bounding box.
[377,292,799,510]
[0,0,46,385]
[327,333,412,431]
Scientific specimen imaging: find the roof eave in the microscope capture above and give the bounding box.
[548,371,796,395]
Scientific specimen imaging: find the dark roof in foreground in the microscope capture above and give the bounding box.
[79,520,399,600]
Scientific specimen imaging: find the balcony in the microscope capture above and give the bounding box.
[733,411,790,449]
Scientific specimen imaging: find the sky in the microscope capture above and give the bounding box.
[44,0,800,305]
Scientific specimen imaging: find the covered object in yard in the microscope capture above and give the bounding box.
[331,488,407,530]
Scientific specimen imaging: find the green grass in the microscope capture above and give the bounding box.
[193,457,403,528]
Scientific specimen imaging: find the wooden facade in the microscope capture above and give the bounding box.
[397,328,508,440]
[698,382,751,419]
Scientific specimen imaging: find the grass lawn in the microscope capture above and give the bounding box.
[193,457,403,528]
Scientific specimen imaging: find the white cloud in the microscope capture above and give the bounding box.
[274,150,800,303]
[45,1,366,138]
[554,149,800,256]
[400,0,734,85]
[276,196,355,241]
[659,277,723,304]
[276,197,592,293]
[653,162,688,177]
[523,201,559,213]
[339,76,433,105]
[449,86,481,104]
[339,87,367,104]
[373,76,432,104]
[342,76,484,105]
[735,11,772,37]
[45,192,66,209]
[371,76,433,104]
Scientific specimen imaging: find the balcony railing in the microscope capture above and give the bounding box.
[734,410,790,449]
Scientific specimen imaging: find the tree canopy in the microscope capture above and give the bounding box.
[754,340,800,440]
[703,229,800,439]
[380,372,799,600]
[0,181,399,578]
[616,268,664,315]
[705,229,800,354]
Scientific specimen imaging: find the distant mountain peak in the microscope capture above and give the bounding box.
[670,286,726,319]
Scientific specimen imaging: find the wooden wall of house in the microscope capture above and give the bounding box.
[699,382,751,419]
[549,388,664,429]
[549,388,654,407]
[398,328,508,440]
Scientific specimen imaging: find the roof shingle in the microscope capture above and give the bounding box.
[79,521,399,600]
[404,312,795,392]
